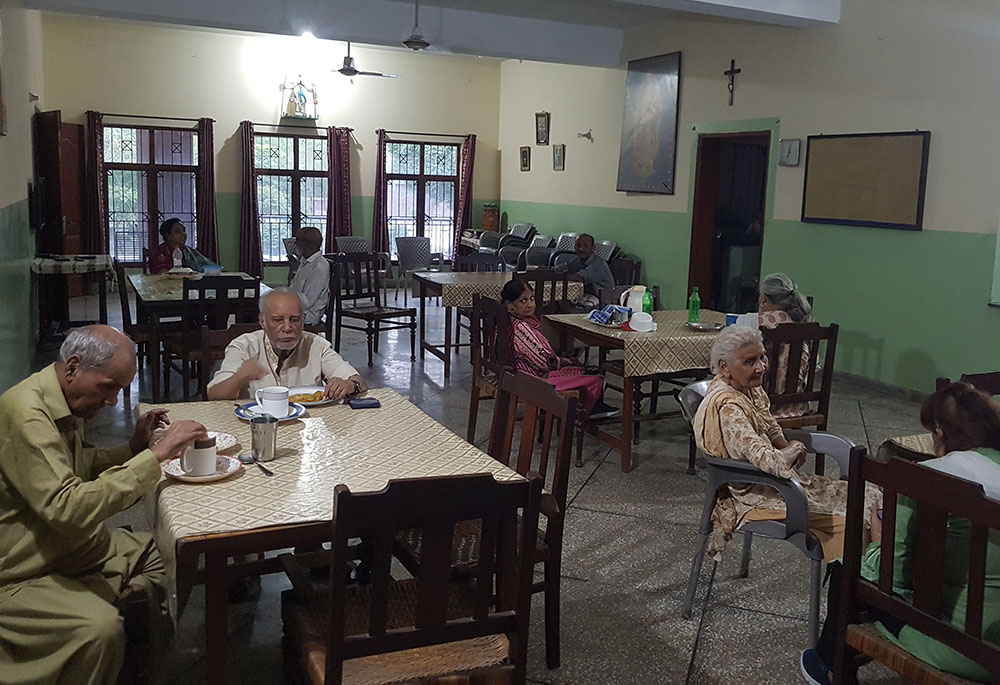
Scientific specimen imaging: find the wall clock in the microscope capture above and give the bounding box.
[778,138,800,166]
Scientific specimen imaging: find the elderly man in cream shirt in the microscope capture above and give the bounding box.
[289,226,330,326]
[207,288,367,401]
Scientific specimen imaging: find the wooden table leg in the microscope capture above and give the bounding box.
[204,551,230,682]
[443,305,452,378]
[419,280,427,360]
[621,375,634,472]
[150,326,162,403]
[98,274,108,324]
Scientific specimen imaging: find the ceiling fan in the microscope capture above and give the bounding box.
[402,0,431,51]
[336,42,398,80]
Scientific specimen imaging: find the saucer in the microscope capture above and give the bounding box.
[685,321,724,332]
[208,430,238,452]
[162,455,242,483]
[234,402,306,422]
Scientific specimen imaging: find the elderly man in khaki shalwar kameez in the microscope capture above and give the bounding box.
[0,325,206,684]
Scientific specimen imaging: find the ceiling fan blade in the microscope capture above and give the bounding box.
[357,70,399,78]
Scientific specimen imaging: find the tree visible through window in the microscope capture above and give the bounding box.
[253,133,329,262]
[386,141,459,259]
[104,125,199,262]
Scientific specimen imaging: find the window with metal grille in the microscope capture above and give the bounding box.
[253,133,329,263]
[385,141,459,260]
[103,125,200,263]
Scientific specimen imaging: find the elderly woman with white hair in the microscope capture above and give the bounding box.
[692,325,861,561]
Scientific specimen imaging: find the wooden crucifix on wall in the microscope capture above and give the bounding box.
[724,59,741,106]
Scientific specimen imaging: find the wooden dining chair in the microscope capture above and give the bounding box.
[330,252,416,367]
[279,472,542,685]
[113,259,153,371]
[760,321,839,429]
[466,294,512,444]
[399,371,577,671]
[833,447,1000,683]
[609,257,642,286]
[161,274,260,400]
[520,268,572,308]
[936,371,1000,396]
[453,253,504,347]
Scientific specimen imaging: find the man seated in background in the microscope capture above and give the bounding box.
[288,226,330,326]
[0,325,206,684]
[558,233,615,311]
[207,288,366,401]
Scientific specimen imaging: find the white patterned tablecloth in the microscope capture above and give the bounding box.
[546,309,726,377]
[31,254,113,274]
[140,388,517,614]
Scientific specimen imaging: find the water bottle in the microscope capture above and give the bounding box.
[172,248,183,269]
[688,286,701,323]
[642,288,653,315]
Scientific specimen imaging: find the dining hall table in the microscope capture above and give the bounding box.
[141,387,520,683]
[412,271,584,378]
[128,272,269,402]
[545,309,726,472]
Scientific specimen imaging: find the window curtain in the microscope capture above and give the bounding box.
[83,110,107,255]
[237,121,263,277]
[325,126,353,248]
[371,128,389,254]
[453,133,477,259]
[195,117,220,263]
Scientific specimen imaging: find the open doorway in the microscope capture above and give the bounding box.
[688,131,770,313]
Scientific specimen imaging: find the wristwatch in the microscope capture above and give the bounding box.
[351,379,362,396]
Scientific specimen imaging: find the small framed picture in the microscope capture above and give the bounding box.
[519,146,531,171]
[552,144,565,171]
[535,111,550,146]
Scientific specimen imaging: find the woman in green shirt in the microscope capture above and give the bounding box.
[802,382,1000,684]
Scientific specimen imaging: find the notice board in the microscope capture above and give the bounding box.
[801,131,930,231]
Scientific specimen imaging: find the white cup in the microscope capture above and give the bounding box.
[181,437,217,477]
[255,385,290,418]
[629,312,654,332]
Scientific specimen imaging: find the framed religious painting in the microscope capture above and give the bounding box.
[616,51,681,194]
[535,112,550,146]
[552,144,565,171]
[519,146,531,171]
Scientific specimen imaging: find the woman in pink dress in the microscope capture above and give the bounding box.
[501,279,617,419]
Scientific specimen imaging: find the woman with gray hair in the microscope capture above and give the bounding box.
[692,325,859,562]
[759,272,812,417]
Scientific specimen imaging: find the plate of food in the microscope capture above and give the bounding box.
[233,402,307,421]
[684,321,724,332]
[287,386,338,407]
[162,455,243,483]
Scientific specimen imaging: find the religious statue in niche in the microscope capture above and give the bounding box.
[281,74,319,120]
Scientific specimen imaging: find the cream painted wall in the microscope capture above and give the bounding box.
[39,13,502,200]
[0,3,42,207]
[499,0,1000,236]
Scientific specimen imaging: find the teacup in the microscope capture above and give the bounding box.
[255,385,290,418]
[181,436,217,477]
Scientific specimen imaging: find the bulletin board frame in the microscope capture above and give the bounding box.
[801,130,931,231]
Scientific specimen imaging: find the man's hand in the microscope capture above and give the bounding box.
[130,408,171,454]
[149,420,208,463]
[237,359,269,384]
[324,377,356,401]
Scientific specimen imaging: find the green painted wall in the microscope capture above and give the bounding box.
[0,199,35,393]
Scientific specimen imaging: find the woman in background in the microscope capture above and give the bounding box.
[758,272,813,418]
[501,278,617,420]
[147,218,211,274]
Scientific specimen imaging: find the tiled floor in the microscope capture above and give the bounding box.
[49,292,922,683]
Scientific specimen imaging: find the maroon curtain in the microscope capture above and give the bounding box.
[453,133,477,259]
[195,117,220,262]
[325,126,353,248]
[237,121,263,277]
[83,111,106,255]
[371,129,389,253]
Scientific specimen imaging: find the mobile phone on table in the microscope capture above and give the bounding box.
[348,397,380,409]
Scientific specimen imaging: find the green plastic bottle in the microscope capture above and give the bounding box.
[688,286,701,323]
[642,288,653,315]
